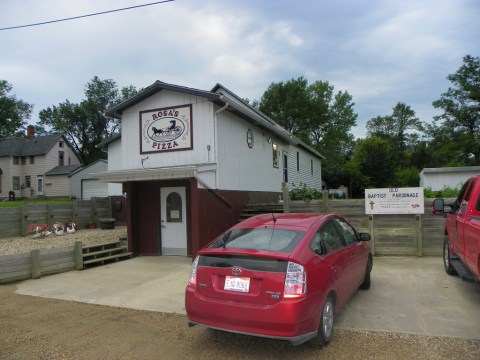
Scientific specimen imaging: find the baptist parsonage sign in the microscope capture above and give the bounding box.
[365,187,425,215]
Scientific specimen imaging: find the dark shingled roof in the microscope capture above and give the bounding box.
[0,133,64,156]
[45,164,82,176]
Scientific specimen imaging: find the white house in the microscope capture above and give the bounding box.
[420,166,480,191]
[95,81,324,257]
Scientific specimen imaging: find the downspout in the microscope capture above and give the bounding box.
[214,96,229,189]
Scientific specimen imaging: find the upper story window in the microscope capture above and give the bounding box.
[13,156,19,165]
[30,155,35,164]
[296,152,300,172]
[59,141,64,148]
[59,151,65,166]
[21,157,26,165]
[272,143,279,168]
[311,159,313,176]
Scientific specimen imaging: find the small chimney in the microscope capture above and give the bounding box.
[26,125,35,139]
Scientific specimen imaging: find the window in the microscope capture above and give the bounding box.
[311,159,313,176]
[30,155,35,164]
[296,152,300,171]
[333,218,357,245]
[13,176,20,190]
[25,176,31,188]
[166,192,182,223]
[13,157,19,165]
[21,157,26,165]
[59,141,64,148]
[210,228,305,253]
[272,143,278,168]
[318,221,344,254]
[59,151,64,166]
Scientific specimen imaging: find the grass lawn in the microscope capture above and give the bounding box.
[0,198,72,209]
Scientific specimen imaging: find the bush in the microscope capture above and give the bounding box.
[424,186,460,198]
[289,184,322,201]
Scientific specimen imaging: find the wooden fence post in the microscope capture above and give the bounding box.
[368,215,375,255]
[416,215,423,257]
[21,202,27,236]
[282,182,290,213]
[74,241,83,270]
[31,249,41,279]
[322,190,329,212]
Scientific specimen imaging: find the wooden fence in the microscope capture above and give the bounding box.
[0,198,111,238]
[0,242,83,284]
[287,197,446,256]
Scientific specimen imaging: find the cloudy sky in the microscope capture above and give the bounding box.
[1,0,479,137]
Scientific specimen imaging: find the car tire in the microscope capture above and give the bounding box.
[359,256,372,290]
[443,237,457,275]
[312,295,335,346]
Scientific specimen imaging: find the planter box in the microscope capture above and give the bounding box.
[100,221,116,230]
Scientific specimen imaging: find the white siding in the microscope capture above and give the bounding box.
[216,109,284,192]
[286,145,322,191]
[110,90,215,171]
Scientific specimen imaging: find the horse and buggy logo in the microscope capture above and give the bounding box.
[140,104,192,153]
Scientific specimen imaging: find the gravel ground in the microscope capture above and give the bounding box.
[0,283,479,360]
[0,226,128,255]
[1,228,479,359]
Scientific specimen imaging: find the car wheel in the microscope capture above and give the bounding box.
[312,295,335,346]
[443,237,457,275]
[359,257,372,290]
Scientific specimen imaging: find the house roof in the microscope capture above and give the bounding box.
[0,133,64,156]
[105,81,222,119]
[420,166,480,174]
[45,164,82,176]
[68,159,107,177]
[103,81,325,160]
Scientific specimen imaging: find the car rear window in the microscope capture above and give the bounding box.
[209,228,305,253]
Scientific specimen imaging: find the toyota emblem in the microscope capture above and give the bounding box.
[232,267,242,276]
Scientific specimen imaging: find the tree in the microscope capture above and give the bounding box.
[257,77,357,188]
[366,102,422,168]
[39,76,138,165]
[346,136,395,196]
[431,55,480,165]
[0,80,33,139]
[257,77,310,134]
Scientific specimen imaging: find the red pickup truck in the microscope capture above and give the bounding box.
[432,175,480,282]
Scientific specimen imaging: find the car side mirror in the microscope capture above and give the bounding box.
[432,198,444,215]
[359,233,371,241]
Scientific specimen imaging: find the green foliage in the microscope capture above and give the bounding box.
[0,80,33,139]
[393,167,420,187]
[431,55,480,165]
[289,184,322,201]
[38,76,138,165]
[424,186,460,198]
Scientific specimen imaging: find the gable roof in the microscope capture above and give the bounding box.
[0,133,64,157]
[45,164,82,176]
[105,81,222,119]
[103,81,324,160]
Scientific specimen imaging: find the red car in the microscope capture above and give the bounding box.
[185,213,372,346]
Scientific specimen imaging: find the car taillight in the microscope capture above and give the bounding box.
[284,261,306,298]
[187,256,199,287]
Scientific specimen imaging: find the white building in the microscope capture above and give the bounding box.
[96,81,324,257]
[420,166,480,191]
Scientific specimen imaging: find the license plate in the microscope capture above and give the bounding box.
[224,276,250,293]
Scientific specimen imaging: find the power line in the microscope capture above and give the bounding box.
[0,0,175,31]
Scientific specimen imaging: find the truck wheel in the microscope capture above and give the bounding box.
[443,237,457,275]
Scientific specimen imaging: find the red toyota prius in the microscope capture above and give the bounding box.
[185,213,372,346]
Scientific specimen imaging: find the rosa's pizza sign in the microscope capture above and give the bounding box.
[140,104,192,154]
